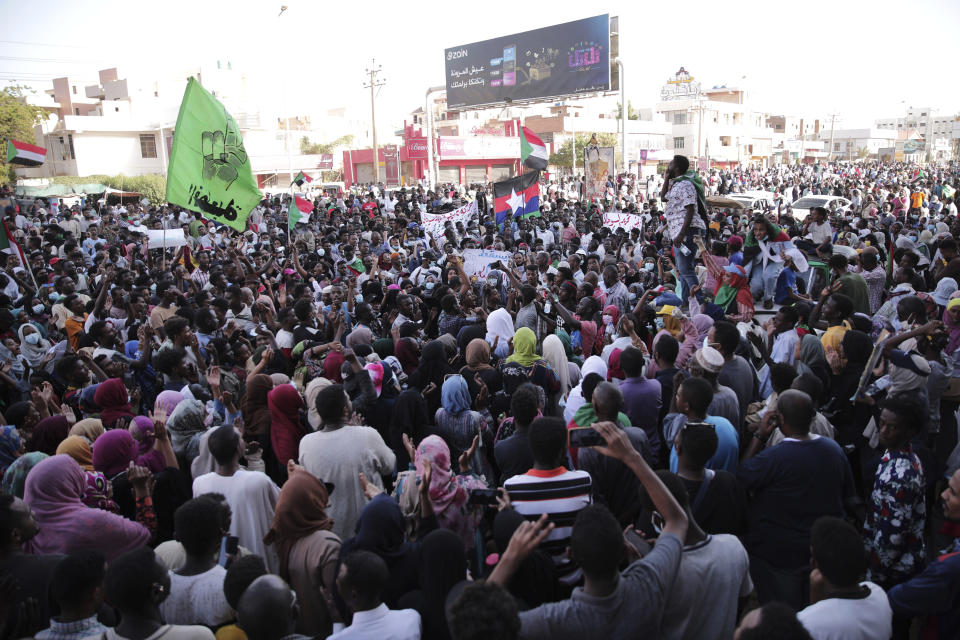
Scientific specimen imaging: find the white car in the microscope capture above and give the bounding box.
[789,195,851,221]
[728,191,777,212]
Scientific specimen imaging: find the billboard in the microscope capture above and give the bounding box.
[406,137,429,159]
[316,154,333,170]
[444,15,610,109]
[437,136,520,160]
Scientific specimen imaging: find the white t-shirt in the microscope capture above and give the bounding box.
[797,581,893,640]
[88,625,215,640]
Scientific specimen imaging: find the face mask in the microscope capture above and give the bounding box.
[32,304,45,314]
[602,314,613,325]
[655,317,665,330]
[150,283,157,292]
[425,282,435,290]
[48,293,59,301]
[355,294,364,304]
[644,263,655,271]
[628,292,637,301]
[487,278,498,287]
[25,332,40,345]
[908,235,918,242]
[317,248,325,256]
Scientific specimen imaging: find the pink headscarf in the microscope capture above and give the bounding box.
[154,390,184,418]
[92,429,138,478]
[414,435,486,549]
[93,378,134,429]
[24,454,149,560]
[130,416,166,473]
[365,362,385,397]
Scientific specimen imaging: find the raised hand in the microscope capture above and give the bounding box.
[458,435,479,473]
[359,472,384,500]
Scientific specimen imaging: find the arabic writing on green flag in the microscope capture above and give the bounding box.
[166,77,261,232]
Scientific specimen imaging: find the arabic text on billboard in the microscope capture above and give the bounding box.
[444,15,610,109]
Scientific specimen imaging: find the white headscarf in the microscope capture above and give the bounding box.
[542,334,571,397]
[17,323,51,369]
[563,356,608,423]
[485,308,514,358]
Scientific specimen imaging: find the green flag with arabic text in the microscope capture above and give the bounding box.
[165,77,261,231]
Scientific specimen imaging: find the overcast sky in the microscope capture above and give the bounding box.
[3,0,959,132]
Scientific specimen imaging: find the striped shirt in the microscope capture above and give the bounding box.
[504,467,593,584]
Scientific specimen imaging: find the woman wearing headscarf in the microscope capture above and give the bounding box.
[337,484,438,610]
[56,435,120,513]
[154,390,184,420]
[267,384,307,484]
[563,356,608,423]
[241,373,276,477]
[485,307,515,360]
[500,328,559,406]
[24,454,152,560]
[433,375,492,481]
[304,376,333,431]
[825,329,875,454]
[692,314,715,349]
[413,435,487,552]
[542,334,571,416]
[264,466,341,638]
[397,529,468,640]
[794,333,831,384]
[92,429,139,478]
[0,425,23,478]
[394,338,420,377]
[391,390,430,471]
[460,338,502,412]
[743,216,793,309]
[93,378,134,429]
[1,451,47,498]
[699,263,755,323]
[166,399,208,467]
[69,418,104,443]
[408,340,455,418]
[129,415,178,473]
[17,323,52,376]
[29,415,69,456]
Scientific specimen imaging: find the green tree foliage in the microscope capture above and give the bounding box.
[548,133,621,169]
[0,85,45,184]
[300,134,355,154]
[615,101,641,120]
[51,173,167,204]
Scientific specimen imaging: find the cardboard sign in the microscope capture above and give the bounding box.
[462,248,512,279]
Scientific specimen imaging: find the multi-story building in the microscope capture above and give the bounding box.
[875,107,956,159]
[654,69,776,168]
[16,62,359,187]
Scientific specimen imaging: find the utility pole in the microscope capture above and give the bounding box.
[364,60,386,185]
[827,113,838,161]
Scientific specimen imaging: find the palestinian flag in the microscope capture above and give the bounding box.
[493,171,540,226]
[6,139,46,167]
[0,219,27,268]
[292,171,313,187]
[288,196,312,229]
[520,126,547,171]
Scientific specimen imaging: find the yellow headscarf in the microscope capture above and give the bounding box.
[506,327,542,367]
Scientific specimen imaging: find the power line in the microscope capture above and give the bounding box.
[0,55,109,64]
[0,40,93,49]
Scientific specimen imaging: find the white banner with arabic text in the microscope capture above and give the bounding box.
[421,200,478,239]
[462,248,512,279]
[602,211,643,234]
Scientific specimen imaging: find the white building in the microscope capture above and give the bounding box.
[17,63,358,186]
[875,106,956,159]
[654,69,776,168]
[815,128,898,161]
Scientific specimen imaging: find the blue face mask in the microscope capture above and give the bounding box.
[644,263,655,271]
[48,293,59,301]
[425,282,435,290]
[32,304,45,314]
[628,292,637,301]
[150,283,157,292]
[317,248,325,256]
[655,317,665,330]
[355,294,363,304]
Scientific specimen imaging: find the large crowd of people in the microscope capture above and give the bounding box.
[1,155,960,640]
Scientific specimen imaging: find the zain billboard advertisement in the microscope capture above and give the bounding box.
[444,15,610,109]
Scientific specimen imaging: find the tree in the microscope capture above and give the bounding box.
[51,173,166,204]
[300,134,355,155]
[0,85,45,184]
[615,101,641,120]
[549,133,621,170]
[857,146,870,159]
